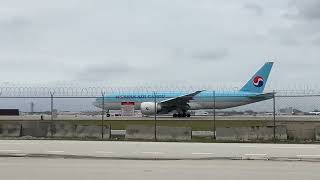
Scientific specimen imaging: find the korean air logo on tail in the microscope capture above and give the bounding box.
[253,76,264,87]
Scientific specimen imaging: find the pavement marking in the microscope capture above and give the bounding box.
[0,143,22,145]
[240,146,318,149]
[297,155,320,157]
[95,151,114,154]
[192,153,213,155]
[47,151,65,153]
[0,141,41,145]
[272,146,317,149]
[240,145,261,148]
[141,152,164,154]
[244,154,268,156]
[0,149,21,152]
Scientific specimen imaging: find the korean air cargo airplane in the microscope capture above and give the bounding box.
[94,62,274,117]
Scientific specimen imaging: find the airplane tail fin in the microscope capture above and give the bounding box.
[240,62,274,93]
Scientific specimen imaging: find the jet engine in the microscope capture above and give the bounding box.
[140,102,161,115]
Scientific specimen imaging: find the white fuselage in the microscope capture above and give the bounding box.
[93,91,271,112]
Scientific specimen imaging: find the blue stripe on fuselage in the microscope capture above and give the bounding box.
[96,90,261,103]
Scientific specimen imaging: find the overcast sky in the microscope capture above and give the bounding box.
[0,0,319,90]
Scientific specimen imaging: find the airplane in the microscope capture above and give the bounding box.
[94,62,274,117]
[308,111,320,115]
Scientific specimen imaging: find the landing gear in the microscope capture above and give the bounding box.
[173,113,191,118]
[106,109,110,117]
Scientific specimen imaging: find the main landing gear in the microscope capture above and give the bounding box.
[173,113,191,118]
[106,109,110,117]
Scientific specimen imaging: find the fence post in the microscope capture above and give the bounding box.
[273,90,276,143]
[154,91,157,141]
[101,91,106,139]
[50,91,54,121]
[212,90,216,140]
[49,91,55,137]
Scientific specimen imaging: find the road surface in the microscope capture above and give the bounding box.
[0,140,320,160]
[0,158,319,180]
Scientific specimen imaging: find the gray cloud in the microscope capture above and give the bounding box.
[312,37,320,46]
[172,48,229,62]
[243,3,264,16]
[0,15,31,30]
[190,49,229,61]
[286,0,320,20]
[0,15,35,49]
[75,63,135,82]
[0,0,319,89]
[271,1,320,48]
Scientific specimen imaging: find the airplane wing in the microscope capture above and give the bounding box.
[159,90,203,108]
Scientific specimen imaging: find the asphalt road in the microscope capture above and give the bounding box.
[0,158,319,180]
[1,140,320,160]
[0,114,319,121]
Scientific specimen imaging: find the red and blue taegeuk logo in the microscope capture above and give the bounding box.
[253,76,264,87]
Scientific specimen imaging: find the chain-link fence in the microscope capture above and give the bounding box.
[0,87,319,143]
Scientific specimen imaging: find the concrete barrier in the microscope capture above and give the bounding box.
[125,125,192,141]
[47,123,76,138]
[275,126,288,140]
[216,127,248,141]
[217,126,287,141]
[21,121,49,137]
[315,127,320,141]
[252,126,287,141]
[192,131,214,137]
[125,125,155,140]
[156,126,191,141]
[75,125,111,139]
[283,123,315,141]
[0,123,21,137]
